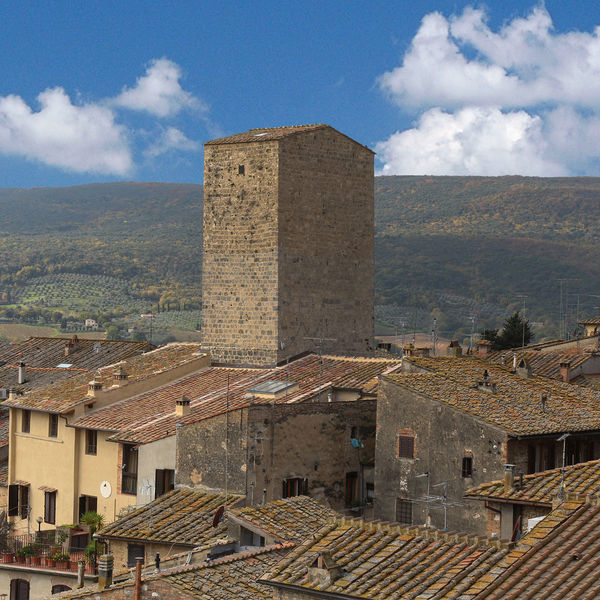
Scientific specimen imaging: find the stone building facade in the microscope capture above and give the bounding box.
[176,399,376,512]
[374,357,600,535]
[201,124,374,366]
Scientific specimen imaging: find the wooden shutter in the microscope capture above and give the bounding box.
[19,486,29,520]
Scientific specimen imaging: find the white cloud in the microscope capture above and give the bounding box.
[376,106,566,176]
[379,6,600,110]
[377,5,600,175]
[0,87,132,175]
[145,127,199,158]
[114,58,204,117]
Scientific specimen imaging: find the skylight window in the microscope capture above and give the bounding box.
[56,363,73,369]
[253,132,267,137]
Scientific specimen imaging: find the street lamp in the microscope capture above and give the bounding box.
[36,516,42,533]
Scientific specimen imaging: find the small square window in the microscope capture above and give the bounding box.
[462,456,473,478]
[238,164,245,175]
[397,435,415,459]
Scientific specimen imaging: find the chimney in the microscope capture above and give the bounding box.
[87,377,103,398]
[477,340,492,356]
[504,464,515,491]
[65,334,81,356]
[308,551,343,585]
[559,361,571,383]
[97,554,114,590]
[17,362,26,385]
[176,395,191,417]
[134,557,143,600]
[8,388,17,402]
[112,366,128,387]
[77,559,85,588]
[447,340,463,357]
[516,358,532,379]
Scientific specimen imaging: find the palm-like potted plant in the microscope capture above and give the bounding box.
[80,511,104,572]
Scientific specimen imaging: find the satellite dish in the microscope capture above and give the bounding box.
[212,505,225,528]
[100,481,112,498]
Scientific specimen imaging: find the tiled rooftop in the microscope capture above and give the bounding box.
[46,544,290,600]
[0,336,152,392]
[0,411,8,448]
[205,124,328,145]
[580,317,600,326]
[229,496,338,544]
[261,517,511,599]
[262,498,600,600]
[457,499,600,599]
[465,459,600,506]
[486,349,591,381]
[387,356,600,436]
[71,354,400,444]
[99,488,243,545]
[3,343,205,414]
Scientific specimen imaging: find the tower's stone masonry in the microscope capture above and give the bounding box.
[201,124,374,366]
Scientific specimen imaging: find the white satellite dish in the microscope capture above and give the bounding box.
[100,481,112,498]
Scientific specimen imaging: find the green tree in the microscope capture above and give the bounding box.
[105,326,121,340]
[495,312,533,350]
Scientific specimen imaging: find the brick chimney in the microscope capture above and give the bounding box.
[65,334,81,356]
[176,395,191,417]
[559,361,571,383]
[308,551,343,585]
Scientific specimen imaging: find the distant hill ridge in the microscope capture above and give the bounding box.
[0,177,598,330]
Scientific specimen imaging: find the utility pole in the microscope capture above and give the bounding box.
[431,318,437,356]
[468,315,476,353]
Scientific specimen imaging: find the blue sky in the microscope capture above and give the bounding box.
[0,1,599,187]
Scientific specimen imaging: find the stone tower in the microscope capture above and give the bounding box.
[201,124,374,366]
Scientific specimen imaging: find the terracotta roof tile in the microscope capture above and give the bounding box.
[465,458,600,506]
[387,356,600,436]
[229,496,338,543]
[260,518,510,599]
[486,350,591,381]
[205,124,328,145]
[47,544,290,599]
[99,488,243,545]
[3,343,205,414]
[0,336,153,392]
[72,354,400,445]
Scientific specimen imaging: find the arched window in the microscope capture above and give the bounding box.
[52,585,71,594]
[10,578,29,600]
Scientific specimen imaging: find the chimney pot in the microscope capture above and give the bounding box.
[559,361,571,383]
[176,394,191,417]
[504,464,515,491]
[17,362,26,385]
[477,340,492,355]
[97,554,114,590]
[87,377,103,398]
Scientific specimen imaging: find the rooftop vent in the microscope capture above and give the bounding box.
[447,340,463,357]
[504,464,515,491]
[477,370,497,393]
[516,358,533,379]
[17,362,26,385]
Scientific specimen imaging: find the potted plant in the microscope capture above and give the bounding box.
[1,551,14,563]
[52,550,70,569]
[15,546,32,563]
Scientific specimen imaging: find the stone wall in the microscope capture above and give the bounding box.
[277,128,374,360]
[201,140,280,365]
[374,378,509,535]
[176,399,376,511]
[201,127,374,366]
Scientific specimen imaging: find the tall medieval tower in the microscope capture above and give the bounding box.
[201,124,374,366]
